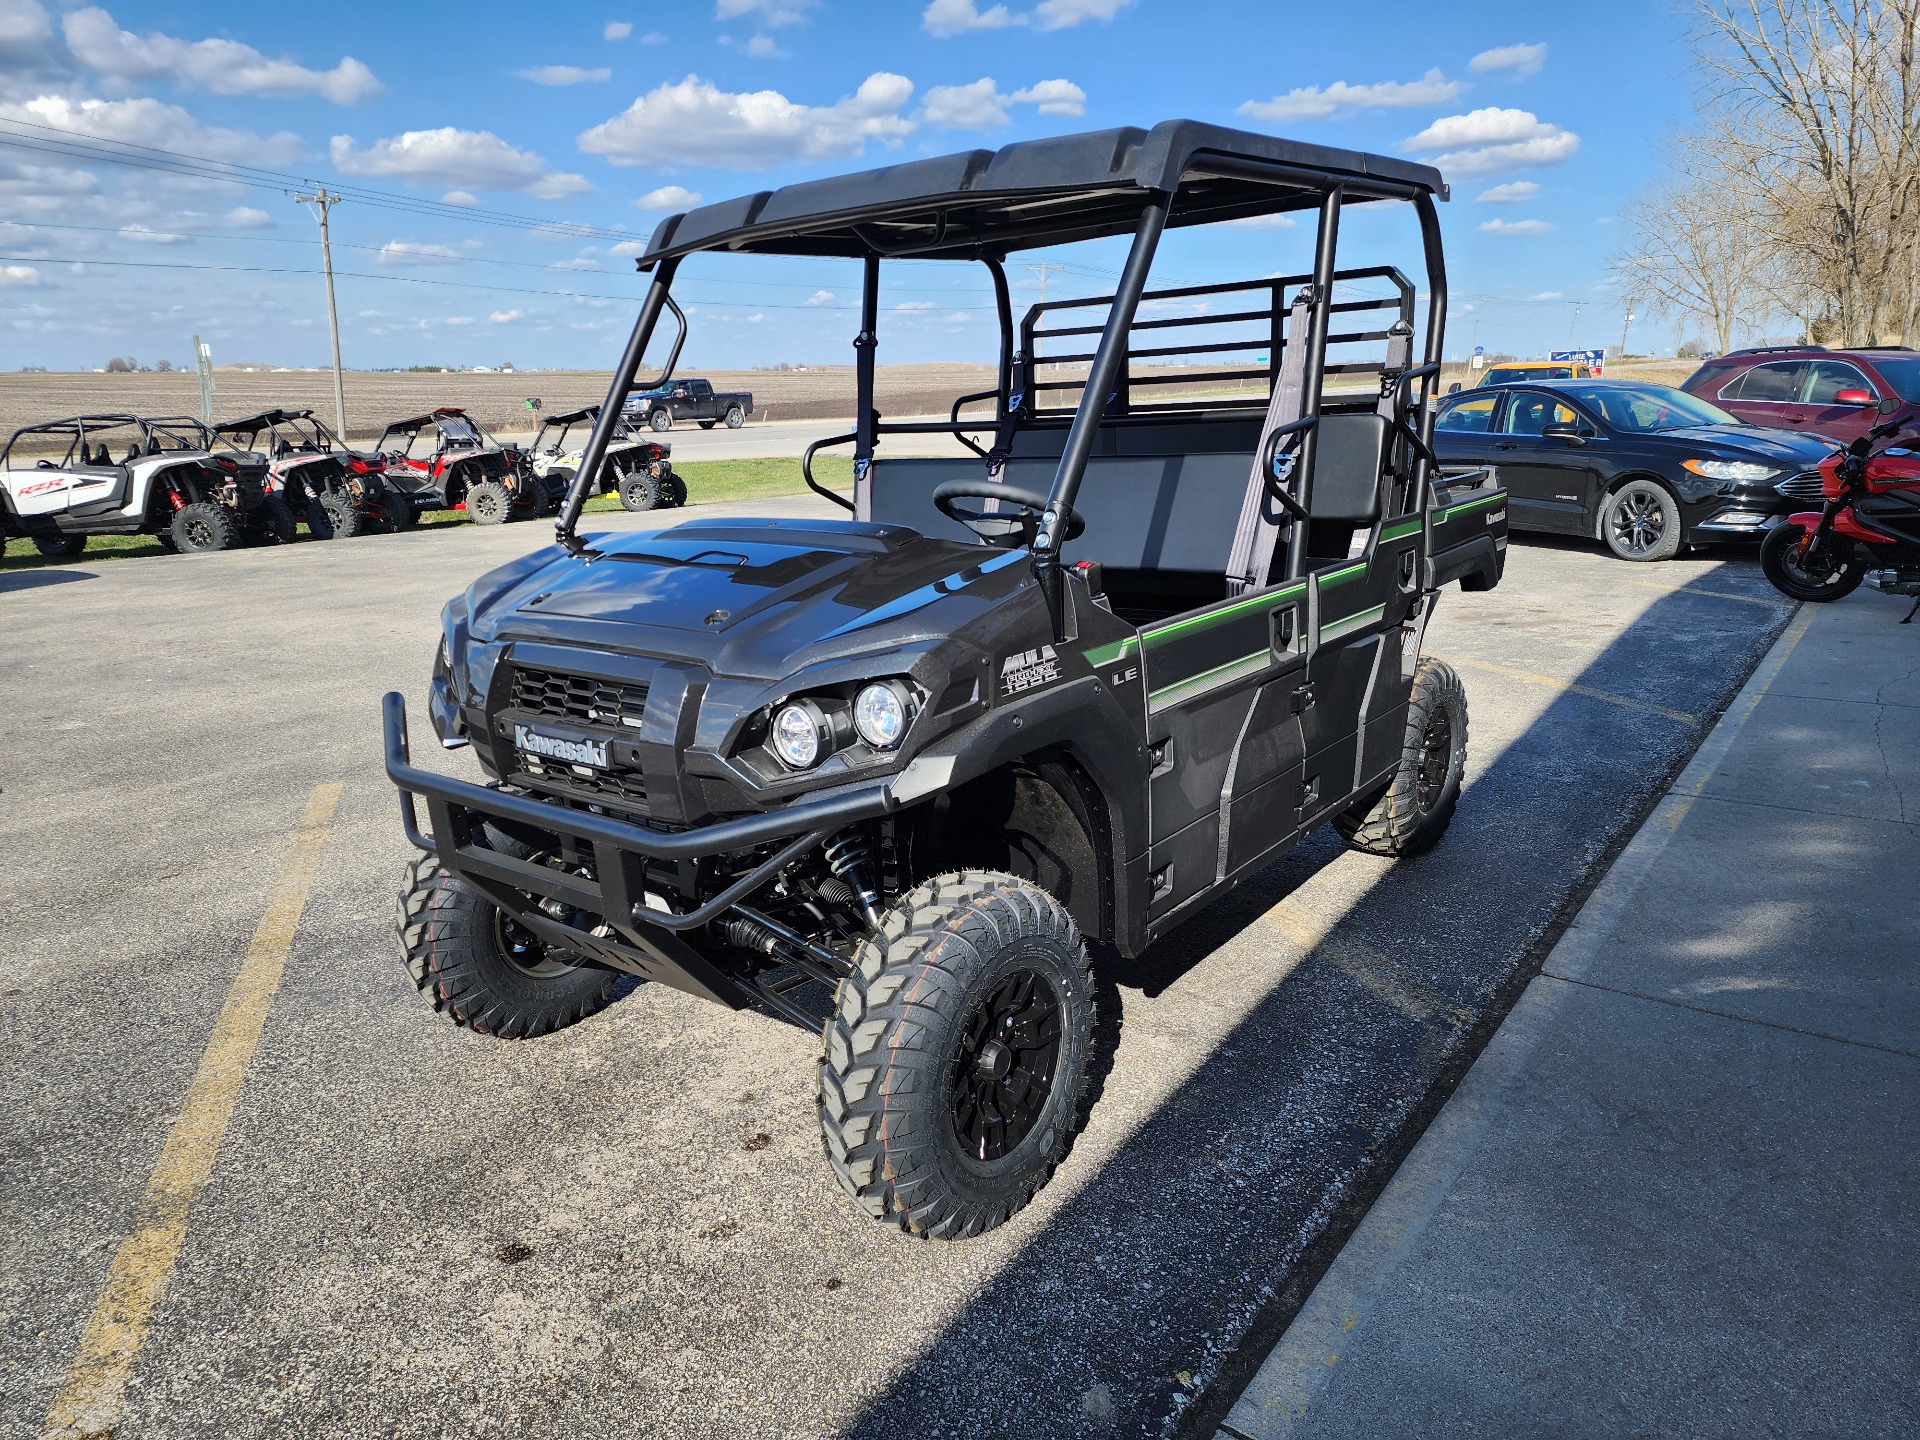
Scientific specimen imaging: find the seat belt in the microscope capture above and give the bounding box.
[1226,288,1312,596]
[1375,320,1414,514]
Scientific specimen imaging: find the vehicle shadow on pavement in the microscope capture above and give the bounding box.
[842,571,1794,1440]
[0,567,98,592]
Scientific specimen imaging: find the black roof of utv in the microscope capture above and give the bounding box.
[212,408,315,434]
[639,120,1447,264]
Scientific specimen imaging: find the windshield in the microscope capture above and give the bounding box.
[1558,383,1738,432]
[437,416,483,447]
[1869,356,1920,403]
[1485,366,1571,384]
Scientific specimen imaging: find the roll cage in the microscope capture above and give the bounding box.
[211,409,342,457]
[378,408,504,460]
[555,120,1451,608]
[1,414,212,469]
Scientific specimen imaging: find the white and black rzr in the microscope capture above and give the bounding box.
[0,413,293,558]
[523,403,685,513]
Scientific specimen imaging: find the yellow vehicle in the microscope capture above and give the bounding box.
[1477,359,1598,387]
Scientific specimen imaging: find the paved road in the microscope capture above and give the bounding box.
[1,502,1791,1440]
[496,414,977,461]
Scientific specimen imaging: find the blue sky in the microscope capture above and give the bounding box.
[0,0,1701,372]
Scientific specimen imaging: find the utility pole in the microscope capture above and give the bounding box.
[193,335,215,423]
[1025,261,1065,307]
[1567,301,1583,350]
[296,187,349,440]
[1619,297,1637,361]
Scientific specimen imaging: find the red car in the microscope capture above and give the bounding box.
[1681,345,1920,443]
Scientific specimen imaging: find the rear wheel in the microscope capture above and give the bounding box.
[663,469,687,507]
[1760,521,1866,601]
[466,479,511,525]
[395,856,617,1038]
[618,470,661,512]
[316,491,361,539]
[1336,657,1468,858]
[252,495,298,545]
[1600,478,1683,562]
[32,534,87,558]
[377,490,415,532]
[724,404,746,429]
[170,500,237,554]
[819,871,1095,1239]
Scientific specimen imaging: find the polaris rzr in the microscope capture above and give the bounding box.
[212,408,411,540]
[384,121,1508,1239]
[1,413,292,558]
[375,408,554,526]
[525,404,685,513]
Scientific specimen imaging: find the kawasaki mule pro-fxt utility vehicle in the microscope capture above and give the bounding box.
[383,122,1508,1239]
[211,409,411,540]
[524,403,685,513]
[1,413,291,557]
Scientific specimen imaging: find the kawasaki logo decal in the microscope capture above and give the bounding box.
[513,725,608,768]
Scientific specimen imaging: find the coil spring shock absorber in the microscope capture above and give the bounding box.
[823,827,883,928]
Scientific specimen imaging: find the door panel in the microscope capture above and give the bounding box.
[1491,390,1597,534]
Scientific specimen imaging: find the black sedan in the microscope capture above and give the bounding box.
[1431,379,1836,561]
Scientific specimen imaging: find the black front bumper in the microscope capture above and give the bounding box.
[383,691,892,1012]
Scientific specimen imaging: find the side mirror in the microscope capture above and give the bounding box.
[1541,423,1587,446]
[1876,395,1902,416]
[1447,382,1461,394]
[1834,388,1876,408]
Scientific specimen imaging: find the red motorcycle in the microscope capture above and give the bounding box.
[1761,403,1920,621]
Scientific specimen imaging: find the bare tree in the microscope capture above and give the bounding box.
[1612,150,1778,354]
[1692,0,1920,344]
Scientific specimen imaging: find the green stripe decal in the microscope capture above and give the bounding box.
[1319,561,1368,589]
[1437,492,1503,521]
[1381,517,1422,542]
[1083,581,1306,668]
[1148,650,1270,713]
[1320,603,1387,641]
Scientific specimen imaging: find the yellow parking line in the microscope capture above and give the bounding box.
[1453,657,1700,725]
[1600,574,1786,607]
[41,782,342,1440]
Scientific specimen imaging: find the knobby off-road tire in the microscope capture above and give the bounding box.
[618,470,661,512]
[252,495,298,545]
[662,469,687,507]
[315,491,362,540]
[378,493,415,533]
[32,533,87,558]
[1600,478,1684,562]
[394,855,617,1038]
[1761,521,1865,601]
[1336,657,1469,858]
[466,479,511,525]
[819,870,1095,1240]
[170,500,238,554]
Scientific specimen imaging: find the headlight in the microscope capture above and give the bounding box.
[854,683,908,749]
[1682,458,1780,482]
[771,702,824,769]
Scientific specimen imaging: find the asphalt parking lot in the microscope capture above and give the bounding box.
[1,502,1794,1440]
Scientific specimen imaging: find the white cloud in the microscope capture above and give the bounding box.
[444,316,474,326]
[642,30,667,42]
[608,239,649,257]
[922,76,1086,128]
[1404,108,1578,175]
[1226,212,1297,229]
[715,0,818,25]
[490,309,522,322]
[0,264,41,285]
[745,34,783,57]
[894,300,939,312]
[1011,79,1085,116]
[118,206,272,243]
[1476,180,1540,203]
[1471,43,1547,79]
[637,184,702,211]
[330,128,591,197]
[1239,69,1460,123]
[804,289,834,305]
[62,6,383,104]
[580,72,914,170]
[4,94,304,164]
[604,20,633,39]
[378,241,460,265]
[520,65,611,85]
[441,189,478,206]
[1529,290,1563,299]
[1480,217,1553,236]
[923,0,1127,34]
[551,256,603,270]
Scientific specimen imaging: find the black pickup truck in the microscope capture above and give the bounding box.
[623,377,754,432]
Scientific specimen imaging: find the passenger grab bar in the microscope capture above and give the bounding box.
[803,432,858,512]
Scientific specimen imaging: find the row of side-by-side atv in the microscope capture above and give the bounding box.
[1,399,695,561]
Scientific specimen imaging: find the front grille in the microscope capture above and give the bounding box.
[1775,471,1826,501]
[509,665,649,729]
[515,753,649,811]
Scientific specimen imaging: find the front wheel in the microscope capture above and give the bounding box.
[648,409,672,432]
[662,468,687,507]
[377,491,415,532]
[1600,478,1683,562]
[819,871,1095,1239]
[1760,521,1866,601]
[466,479,511,525]
[723,405,745,429]
[315,491,362,539]
[394,856,617,1038]
[252,495,298,545]
[1336,657,1468,858]
[32,533,87,558]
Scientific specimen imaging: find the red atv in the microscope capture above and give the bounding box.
[374,408,553,525]
[1761,403,1920,620]
[212,409,409,539]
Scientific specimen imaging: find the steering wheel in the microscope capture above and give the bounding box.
[933,480,1084,547]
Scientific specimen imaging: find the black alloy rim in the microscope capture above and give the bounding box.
[1608,488,1667,555]
[1415,710,1453,810]
[492,911,574,978]
[947,968,1063,1162]
[183,516,215,548]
